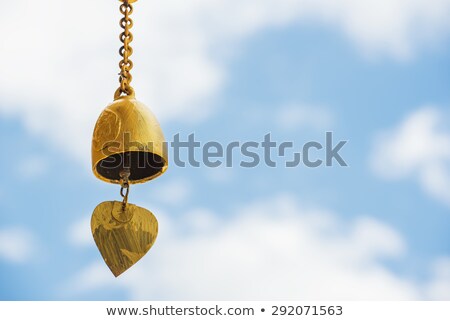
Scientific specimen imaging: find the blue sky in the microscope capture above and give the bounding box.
[1,0,450,300]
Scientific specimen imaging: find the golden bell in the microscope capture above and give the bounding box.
[92,93,168,184]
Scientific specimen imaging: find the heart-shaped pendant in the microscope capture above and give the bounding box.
[91,201,158,277]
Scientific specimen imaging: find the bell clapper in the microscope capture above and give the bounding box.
[90,0,167,277]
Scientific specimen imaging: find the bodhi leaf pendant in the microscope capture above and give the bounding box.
[91,202,158,277]
[90,0,168,277]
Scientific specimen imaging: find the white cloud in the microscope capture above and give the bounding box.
[0,227,36,263]
[67,195,433,300]
[65,261,116,295]
[151,179,192,206]
[69,216,92,247]
[426,257,450,300]
[2,1,450,164]
[320,0,450,59]
[277,104,334,131]
[370,107,450,206]
[16,155,48,180]
[202,167,236,184]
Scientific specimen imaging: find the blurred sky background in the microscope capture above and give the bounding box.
[1,0,450,300]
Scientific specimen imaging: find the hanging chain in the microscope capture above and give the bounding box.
[119,168,130,209]
[117,1,135,204]
[115,1,135,99]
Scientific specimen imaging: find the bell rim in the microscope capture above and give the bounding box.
[92,154,169,185]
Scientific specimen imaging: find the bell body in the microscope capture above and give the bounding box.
[92,95,168,184]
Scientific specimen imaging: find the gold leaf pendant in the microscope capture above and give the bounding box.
[91,201,158,277]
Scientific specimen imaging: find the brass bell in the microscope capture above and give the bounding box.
[92,93,168,184]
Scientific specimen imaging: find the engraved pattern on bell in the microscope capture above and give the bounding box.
[92,109,121,152]
[91,201,158,277]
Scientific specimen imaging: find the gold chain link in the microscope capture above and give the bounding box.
[115,1,135,99]
[119,168,130,209]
